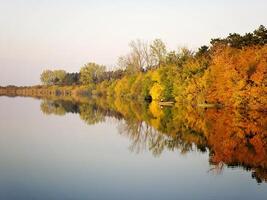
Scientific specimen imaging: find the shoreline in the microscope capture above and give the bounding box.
[1,85,266,112]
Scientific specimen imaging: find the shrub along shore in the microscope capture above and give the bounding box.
[1,26,266,111]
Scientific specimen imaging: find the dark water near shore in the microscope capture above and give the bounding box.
[0,96,266,200]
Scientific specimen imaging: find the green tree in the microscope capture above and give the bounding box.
[80,63,106,85]
[63,72,80,85]
[53,70,66,85]
[253,25,267,45]
[195,45,209,58]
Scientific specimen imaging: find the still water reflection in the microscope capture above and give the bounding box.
[0,96,266,200]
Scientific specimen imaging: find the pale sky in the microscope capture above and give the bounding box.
[0,0,266,85]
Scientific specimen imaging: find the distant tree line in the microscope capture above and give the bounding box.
[40,70,80,85]
[39,25,267,110]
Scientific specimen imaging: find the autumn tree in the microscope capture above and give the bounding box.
[40,70,54,85]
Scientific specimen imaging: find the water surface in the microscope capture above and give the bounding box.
[0,96,266,200]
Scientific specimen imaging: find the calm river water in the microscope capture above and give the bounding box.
[0,96,266,200]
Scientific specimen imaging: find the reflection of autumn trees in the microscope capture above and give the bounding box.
[41,100,67,116]
[39,97,267,183]
[252,168,267,183]
[206,109,267,167]
[41,99,80,116]
[204,109,267,183]
[118,120,166,155]
[79,104,105,125]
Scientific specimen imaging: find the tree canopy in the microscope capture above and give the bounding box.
[80,63,106,85]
